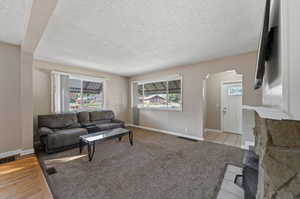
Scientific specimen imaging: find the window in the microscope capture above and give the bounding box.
[136,77,182,110]
[137,84,144,108]
[68,78,82,111]
[227,86,243,96]
[52,72,104,113]
[143,81,168,108]
[81,81,103,111]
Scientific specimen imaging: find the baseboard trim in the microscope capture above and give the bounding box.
[128,124,204,141]
[204,128,223,133]
[21,148,35,156]
[0,148,35,159]
[241,141,255,150]
[0,149,22,159]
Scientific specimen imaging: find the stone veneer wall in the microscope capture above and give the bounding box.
[254,113,300,199]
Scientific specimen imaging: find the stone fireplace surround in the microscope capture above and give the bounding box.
[253,113,300,199]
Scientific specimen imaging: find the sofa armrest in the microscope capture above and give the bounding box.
[39,127,54,136]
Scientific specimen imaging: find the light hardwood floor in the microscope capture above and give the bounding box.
[0,155,53,199]
[203,131,242,148]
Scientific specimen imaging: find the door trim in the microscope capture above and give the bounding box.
[220,80,243,134]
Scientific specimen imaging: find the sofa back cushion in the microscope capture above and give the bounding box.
[90,111,115,121]
[77,111,90,123]
[38,113,80,129]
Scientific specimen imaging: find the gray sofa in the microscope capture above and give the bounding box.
[38,110,125,153]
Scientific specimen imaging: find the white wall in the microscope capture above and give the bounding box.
[0,42,22,154]
[241,109,255,149]
[285,0,300,120]
[262,0,283,109]
[21,52,34,151]
[130,52,261,139]
[262,0,300,121]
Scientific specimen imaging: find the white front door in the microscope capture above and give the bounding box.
[221,82,243,134]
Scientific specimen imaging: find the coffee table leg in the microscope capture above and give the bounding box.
[118,136,122,142]
[129,131,133,146]
[88,142,96,161]
[79,139,83,154]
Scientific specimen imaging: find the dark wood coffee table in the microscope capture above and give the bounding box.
[79,128,133,161]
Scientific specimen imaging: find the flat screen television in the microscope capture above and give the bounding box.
[254,0,271,89]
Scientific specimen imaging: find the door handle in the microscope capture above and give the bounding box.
[223,107,227,113]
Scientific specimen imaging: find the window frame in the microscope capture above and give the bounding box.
[51,71,106,113]
[133,76,183,112]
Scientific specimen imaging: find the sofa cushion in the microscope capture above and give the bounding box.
[90,111,115,121]
[38,113,80,129]
[47,128,88,150]
[93,120,111,125]
[81,122,96,128]
[77,112,90,123]
[96,123,123,131]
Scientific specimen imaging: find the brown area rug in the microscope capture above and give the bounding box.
[39,128,244,199]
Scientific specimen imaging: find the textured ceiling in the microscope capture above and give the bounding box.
[35,0,265,76]
[0,0,26,45]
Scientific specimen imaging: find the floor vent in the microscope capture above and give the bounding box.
[46,167,57,175]
[0,156,16,164]
[177,136,198,142]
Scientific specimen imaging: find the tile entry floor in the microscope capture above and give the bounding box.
[203,131,242,148]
